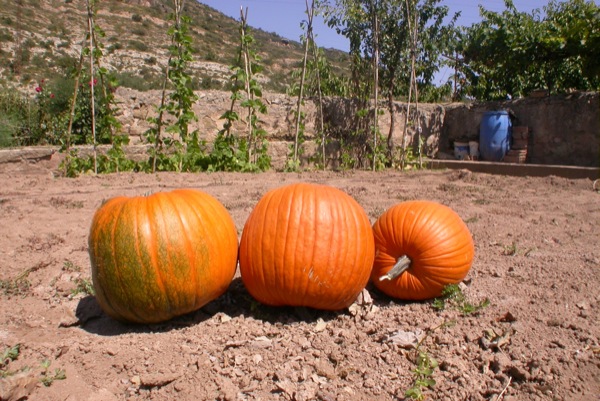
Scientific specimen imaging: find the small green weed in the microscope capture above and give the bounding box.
[502,241,518,256]
[0,276,31,296]
[465,215,479,224]
[405,351,438,400]
[0,347,66,386]
[0,344,21,378]
[432,284,490,316]
[39,359,66,386]
[1,344,20,366]
[71,277,95,296]
[403,320,454,400]
[49,196,84,209]
[62,260,81,272]
[1,262,52,296]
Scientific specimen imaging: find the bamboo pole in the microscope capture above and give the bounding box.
[86,0,97,174]
[89,22,113,144]
[240,7,253,163]
[153,59,171,173]
[371,0,380,171]
[400,0,414,170]
[309,31,326,169]
[409,8,421,168]
[292,0,315,165]
[64,34,86,176]
[175,0,184,172]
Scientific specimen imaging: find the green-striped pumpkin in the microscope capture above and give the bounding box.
[88,189,238,324]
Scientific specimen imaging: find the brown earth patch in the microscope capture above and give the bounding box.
[0,160,598,401]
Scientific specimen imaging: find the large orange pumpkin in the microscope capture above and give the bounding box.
[88,189,238,324]
[239,183,375,310]
[371,200,474,300]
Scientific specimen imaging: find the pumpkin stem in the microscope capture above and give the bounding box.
[379,255,411,281]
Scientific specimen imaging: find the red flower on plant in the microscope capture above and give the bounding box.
[50,93,55,98]
[89,78,98,87]
[35,86,42,93]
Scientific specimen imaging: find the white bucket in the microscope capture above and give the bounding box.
[469,141,480,159]
[454,142,469,160]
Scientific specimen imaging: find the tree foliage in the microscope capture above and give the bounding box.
[378,0,457,100]
[319,0,456,101]
[458,0,600,100]
[318,0,456,169]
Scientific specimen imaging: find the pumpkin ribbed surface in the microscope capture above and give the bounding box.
[371,200,474,300]
[239,183,375,310]
[88,189,238,324]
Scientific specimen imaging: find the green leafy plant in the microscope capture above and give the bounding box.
[502,241,518,256]
[20,1,133,176]
[405,350,438,400]
[432,283,490,315]
[0,89,32,147]
[61,2,124,172]
[71,277,95,296]
[0,346,66,386]
[0,344,21,378]
[39,359,66,387]
[459,0,600,100]
[0,273,31,296]
[62,261,81,273]
[236,10,271,172]
[143,2,206,173]
[284,107,305,172]
[339,138,357,170]
[6,80,63,147]
[403,320,456,400]
[369,128,387,171]
[204,8,271,173]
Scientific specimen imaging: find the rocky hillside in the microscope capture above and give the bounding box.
[0,0,349,93]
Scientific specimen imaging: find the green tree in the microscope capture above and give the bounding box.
[320,0,457,167]
[319,0,379,169]
[320,0,374,99]
[459,0,599,100]
[376,0,457,161]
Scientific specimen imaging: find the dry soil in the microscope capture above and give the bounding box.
[0,159,598,401]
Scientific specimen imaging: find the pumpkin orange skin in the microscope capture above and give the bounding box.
[239,183,375,310]
[88,189,238,324]
[371,200,474,300]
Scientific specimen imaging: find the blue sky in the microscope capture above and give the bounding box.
[198,0,552,50]
[197,1,592,84]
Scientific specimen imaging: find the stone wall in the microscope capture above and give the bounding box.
[114,88,599,169]
[115,88,442,170]
[440,92,599,167]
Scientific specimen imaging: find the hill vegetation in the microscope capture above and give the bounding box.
[0,0,350,93]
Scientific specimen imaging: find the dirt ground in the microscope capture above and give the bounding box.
[0,158,598,401]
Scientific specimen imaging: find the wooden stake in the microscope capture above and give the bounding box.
[292,0,314,165]
[371,0,380,172]
[85,0,97,174]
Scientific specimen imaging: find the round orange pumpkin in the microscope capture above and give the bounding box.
[239,183,375,310]
[88,189,238,324]
[371,200,474,300]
